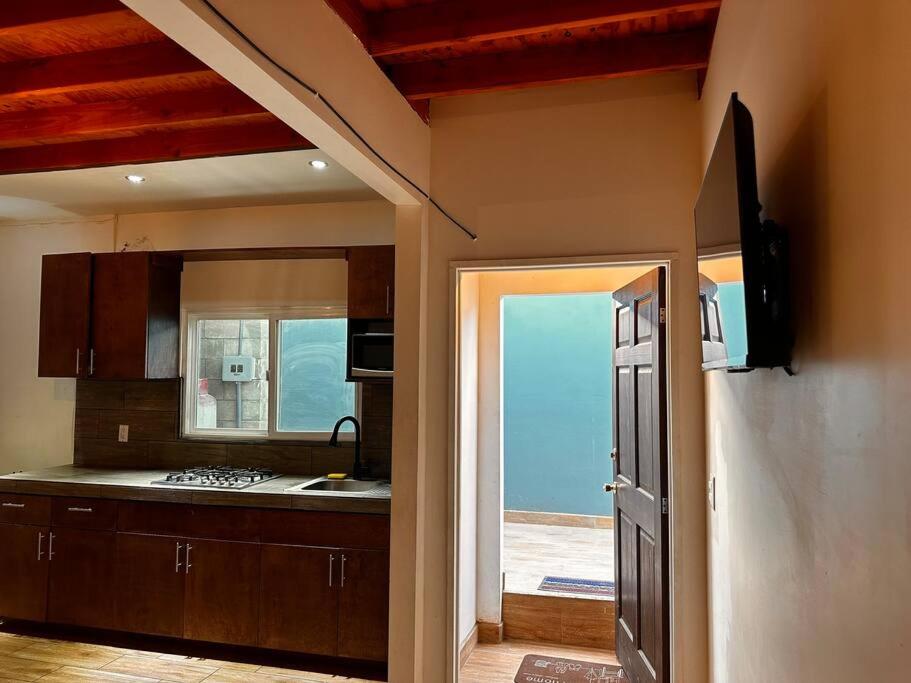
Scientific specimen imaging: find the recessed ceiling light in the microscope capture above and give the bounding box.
[125,174,146,184]
[309,160,329,170]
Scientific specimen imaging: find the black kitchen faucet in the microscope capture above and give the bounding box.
[328,416,366,480]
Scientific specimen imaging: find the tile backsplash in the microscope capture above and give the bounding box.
[74,379,392,479]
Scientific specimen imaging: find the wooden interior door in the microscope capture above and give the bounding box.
[47,528,116,629]
[611,268,669,683]
[90,252,149,379]
[114,533,186,638]
[183,539,260,646]
[337,549,389,662]
[38,253,92,378]
[259,545,339,655]
[0,524,49,621]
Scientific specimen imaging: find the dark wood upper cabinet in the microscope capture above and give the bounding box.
[91,252,182,380]
[259,544,339,656]
[347,246,395,319]
[47,528,117,630]
[0,523,49,622]
[38,251,182,380]
[38,253,92,378]
[337,549,389,662]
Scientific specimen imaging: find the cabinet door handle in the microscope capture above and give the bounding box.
[89,349,95,376]
[37,532,44,561]
[76,349,81,376]
[175,542,184,573]
[329,554,334,587]
[385,286,391,315]
[49,532,55,561]
[2,502,25,508]
[341,554,347,587]
[67,507,93,513]
[185,544,193,574]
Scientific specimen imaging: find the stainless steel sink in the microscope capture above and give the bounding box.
[298,479,380,493]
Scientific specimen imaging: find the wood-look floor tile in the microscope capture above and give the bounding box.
[0,652,61,681]
[202,670,326,683]
[34,666,159,682]
[156,654,260,672]
[255,667,380,681]
[101,654,216,682]
[461,639,618,683]
[0,634,36,655]
[10,640,123,669]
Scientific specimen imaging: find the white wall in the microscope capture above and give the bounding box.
[702,1,911,681]
[402,73,708,681]
[115,199,394,251]
[0,217,114,474]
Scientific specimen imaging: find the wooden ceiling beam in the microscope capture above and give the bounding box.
[0,87,270,147]
[324,0,370,45]
[0,41,211,101]
[0,119,314,175]
[390,28,713,100]
[369,0,721,58]
[0,0,129,37]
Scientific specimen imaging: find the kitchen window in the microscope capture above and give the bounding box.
[183,309,357,440]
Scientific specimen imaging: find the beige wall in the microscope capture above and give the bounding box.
[181,259,347,310]
[405,73,708,681]
[0,218,114,474]
[701,1,911,681]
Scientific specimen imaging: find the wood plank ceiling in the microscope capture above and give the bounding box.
[0,0,313,175]
[326,0,722,120]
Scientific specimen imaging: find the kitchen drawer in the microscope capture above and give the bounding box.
[260,510,389,550]
[51,497,118,530]
[118,501,261,542]
[0,494,51,525]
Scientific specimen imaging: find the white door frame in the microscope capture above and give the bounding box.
[447,252,682,682]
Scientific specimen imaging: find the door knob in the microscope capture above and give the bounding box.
[603,481,625,493]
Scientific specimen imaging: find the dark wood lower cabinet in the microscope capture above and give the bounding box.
[47,528,116,629]
[260,545,339,656]
[0,495,389,664]
[183,539,261,646]
[114,533,185,638]
[338,550,390,662]
[0,523,49,622]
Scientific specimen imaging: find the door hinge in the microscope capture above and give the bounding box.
[661,497,669,515]
[659,307,667,324]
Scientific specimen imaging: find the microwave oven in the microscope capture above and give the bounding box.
[349,332,393,379]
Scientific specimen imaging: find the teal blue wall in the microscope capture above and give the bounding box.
[718,282,748,367]
[502,293,613,516]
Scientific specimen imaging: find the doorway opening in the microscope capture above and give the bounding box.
[452,258,673,683]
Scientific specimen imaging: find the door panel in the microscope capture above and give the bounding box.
[38,253,92,378]
[347,246,395,319]
[0,524,48,621]
[337,549,389,662]
[47,528,116,629]
[114,533,185,638]
[259,545,339,656]
[91,252,149,379]
[183,539,260,646]
[612,267,668,683]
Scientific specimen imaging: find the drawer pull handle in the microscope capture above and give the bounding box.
[185,544,193,574]
[341,554,347,587]
[49,532,55,561]
[2,502,25,508]
[67,507,93,513]
[37,532,44,561]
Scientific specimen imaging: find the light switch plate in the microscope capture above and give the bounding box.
[708,476,716,511]
[118,425,129,443]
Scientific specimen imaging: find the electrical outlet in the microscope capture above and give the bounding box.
[118,425,129,443]
[708,476,716,511]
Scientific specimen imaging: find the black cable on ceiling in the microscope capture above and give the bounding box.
[198,0,478,241]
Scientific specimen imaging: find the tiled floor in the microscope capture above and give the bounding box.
[460,639,619,683]
[0,631,382,683]
[503,521,614,599]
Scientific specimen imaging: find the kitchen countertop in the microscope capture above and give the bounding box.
[0,465,390,515]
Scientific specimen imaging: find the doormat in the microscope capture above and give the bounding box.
[515,654,623,683]
[538,576,615,597]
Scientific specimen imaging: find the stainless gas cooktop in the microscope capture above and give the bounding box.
[151,466,281,489]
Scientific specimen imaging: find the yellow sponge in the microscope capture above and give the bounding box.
[326,473,348,480]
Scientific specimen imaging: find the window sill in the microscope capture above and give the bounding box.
[179,435,354,448]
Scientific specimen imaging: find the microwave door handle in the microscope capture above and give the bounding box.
[350,367,394,378]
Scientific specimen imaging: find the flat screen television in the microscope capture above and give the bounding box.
[695,93,791,372]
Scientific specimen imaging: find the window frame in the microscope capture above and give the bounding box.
[182,306,359,442]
